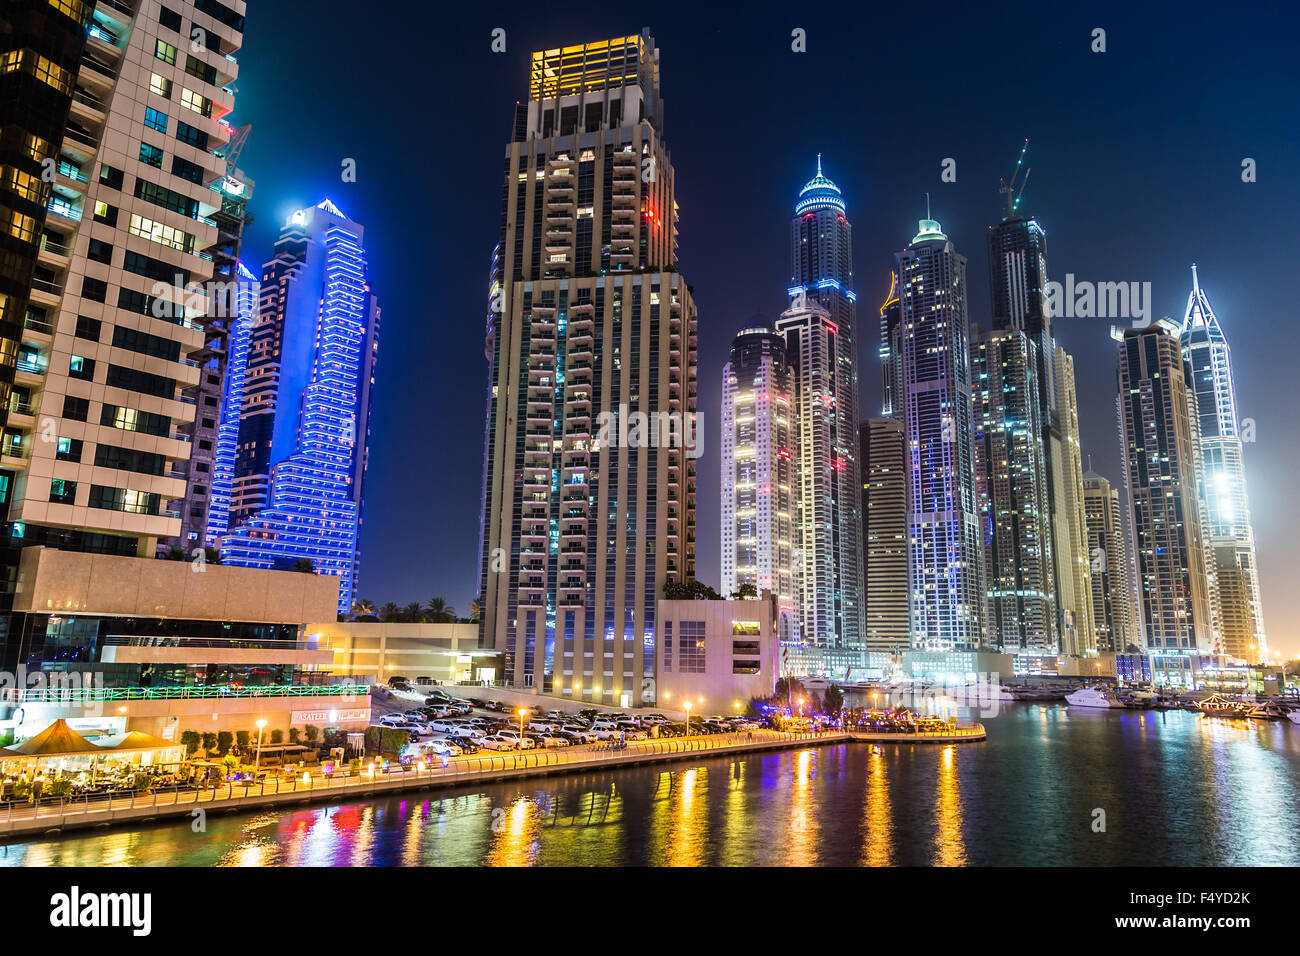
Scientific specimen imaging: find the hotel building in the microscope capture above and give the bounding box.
[1,0,245,600]
[1117,319,1216,652]
[1177,266,1266,661]
[1052,346,1095,655]
[894,218,984,650]
[221,200,380,617]
[477,31,698,703]
[720,320,796,639]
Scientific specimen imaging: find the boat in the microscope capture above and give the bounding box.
[1065,687,1126,709]
[1288,710,1300,727]
[1242,701,1290,720]
[1194,693,1250,716]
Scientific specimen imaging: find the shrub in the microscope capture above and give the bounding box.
[180,730,201,755]
[12,779,31,802]
[47,779,73,799]
[216,731,233,755]
[269,728,284,745]
[201,732,217,752]
[303,725,320,745]
[235,730,250,754]
[288,727,300,745]
[132,772,155,792]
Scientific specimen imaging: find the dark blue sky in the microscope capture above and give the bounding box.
[230,1,1300,654]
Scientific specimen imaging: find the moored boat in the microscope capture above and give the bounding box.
[1065,687,1126,709]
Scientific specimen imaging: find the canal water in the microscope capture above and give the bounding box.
[3,704,1298,866]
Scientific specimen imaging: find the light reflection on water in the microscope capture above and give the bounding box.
[3,706,1299,867]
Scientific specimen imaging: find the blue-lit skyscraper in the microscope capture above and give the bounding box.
[1178,265,1267,661]
[221,200,380,615]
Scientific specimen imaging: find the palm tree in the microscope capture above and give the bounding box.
[351,599,377,621]
[425,597,455,623]
[378,602,400,622]
[402,602,425,623]
[467,598,482,622]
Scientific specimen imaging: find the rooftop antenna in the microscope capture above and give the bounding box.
[998,138,1031,219]
[925,191,931,219]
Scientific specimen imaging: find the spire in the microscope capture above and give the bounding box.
[816,152,823,177]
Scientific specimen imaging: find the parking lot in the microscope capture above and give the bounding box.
[368,682,768,761]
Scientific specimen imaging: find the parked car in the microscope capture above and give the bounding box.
[376,714,408,728]
[478,734,516,751]
[484,701,506,712]
[533,733,570,748]
[446,736,480,754]
[494,729,536,750]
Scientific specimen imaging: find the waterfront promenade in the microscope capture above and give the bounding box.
[0,724,984,839]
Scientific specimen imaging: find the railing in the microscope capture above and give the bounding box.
[102,635,325,651]
[15,358,44,374]
[4,682,370,704]
[7,398,33,416]
[45,198,81,221]
[22,316,54,335]
[30,278,62,296]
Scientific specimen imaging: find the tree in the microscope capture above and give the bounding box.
[162,546,186,561]
[663,578,724,601]
[291,558,316,573]
[216,731,233,756]
[402,602,425,623]
[180,730,200,755]
[825,684,844,713]
[204,547,221,566]
[467,598,482,622]
[425,597,456,623]
[734,582,758,599]
[379,602,401,622]
[351,598,377,620]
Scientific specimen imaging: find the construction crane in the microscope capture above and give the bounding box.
[998,138,1031,220]
[215,123,251,178]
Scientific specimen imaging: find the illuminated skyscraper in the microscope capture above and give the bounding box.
[971,327,1055,654]
[861,416,908,656]
[784,157,863,652]
[720,320,796,638]
[221,200,380,616]
[895,217,984,650]
[1117,319,1215,652]
[1083,468,1133,652]
[478,31,698,702]
[1052,346,1095,655]
[1178,265,1266,661]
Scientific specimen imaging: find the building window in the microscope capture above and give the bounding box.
[80,277,106,302]
[86,239,112,264]
[62,396,90,422]
[49,479,76,504]
[74,315,101,340]
[159,6,182,32]
[92,200,117,226]
[68,355,95,380]
[179,87,211,118]
[144,107,168,133]
[678,620,706,673]
[154,39,177,64]
[149,72,172,98]
[175,121,207,150]
[56,437,82,462]
[139,142,164,168]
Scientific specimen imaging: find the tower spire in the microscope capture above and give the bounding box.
[816,152,822,177]
[1192,262,1200,295]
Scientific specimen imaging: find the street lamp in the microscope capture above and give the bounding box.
[517,707,527,741]
[684,700,691,736]
[254,719,267,774]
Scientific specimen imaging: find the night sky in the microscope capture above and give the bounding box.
[229,1,1299,655]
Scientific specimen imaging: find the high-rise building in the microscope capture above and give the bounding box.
[1177,266,1266,661]
[879,273,902,419]
[1,0,246,599]
[165,151,252,551]
[1052,346,1095,655]
[204,259,256,543]
[1083,468,1133,652]
[895,218,984,650]
[971,327,1056,654]
[783,157,863,651]
[720,320,796,638]
[861,416,908,656]
[477,31,698,702]
[1117,319,1215,652]
[221,200,380,616]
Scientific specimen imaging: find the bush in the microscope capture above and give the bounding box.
[288,727,300,745]
[270,728,284,745]
[235,730,250,754]
[132,772,155,792]
[12,779,31,802]
[47,778,73,799]
[303,725,320,745]
[201,732,217,752]
[217,731,233,755]
[180,730,201,755]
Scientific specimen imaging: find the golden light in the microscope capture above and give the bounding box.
[256,719,267,729]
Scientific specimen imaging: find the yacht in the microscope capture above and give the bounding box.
[1065,687,1126,709]
[1288,710,1300,727]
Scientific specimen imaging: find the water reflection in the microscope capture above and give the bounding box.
[4,707,1299,867]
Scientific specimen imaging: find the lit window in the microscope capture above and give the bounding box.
[155,39,177,65]
[149,72,172,98]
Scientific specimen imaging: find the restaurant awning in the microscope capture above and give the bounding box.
[95,731,179,754]
[7,719,102,755]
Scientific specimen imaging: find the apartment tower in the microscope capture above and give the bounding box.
[720,320,796,638]
[1082,467,1133,652]
[895,218,984,650]
[478,31,698,702]
[1117,319,1215,652]
[861,416,908,656]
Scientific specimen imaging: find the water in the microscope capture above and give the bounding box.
[4,704,1298,866]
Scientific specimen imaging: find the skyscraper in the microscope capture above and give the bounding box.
[1083,468,1133,653]
[971,327,1055,654]
[0,0,246,599]
[861,416,908,656]
[1053,346,1095,655]
[1177,266,1266,661]
[783,157,863,652]
[720,320,796,638]
[204,260,257,544]
[1117,319,1215,652]
[478,31,698,702]
[221,200,380,616]
[895,218,984,650]
[879,274,902,419]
